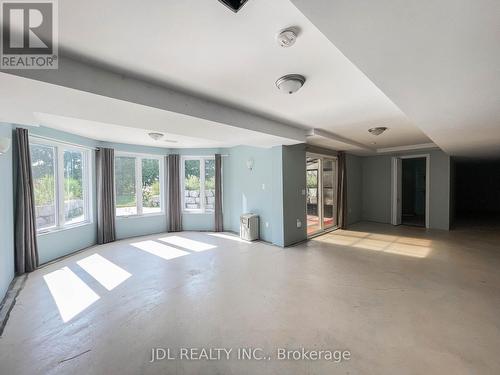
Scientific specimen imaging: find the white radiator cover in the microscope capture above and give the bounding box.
[240,213,259,241]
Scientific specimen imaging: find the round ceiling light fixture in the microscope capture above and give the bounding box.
[277,28,298,48]
[276,74,306,94]
[368,126,388,136]
[148,132,164,141]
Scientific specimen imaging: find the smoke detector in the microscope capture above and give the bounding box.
[277,28,298,48]
[148,132,164,141]
[276,74,306,94]
[368,127,388,136]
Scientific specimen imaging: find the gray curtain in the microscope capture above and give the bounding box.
[167,154,182,232]
[14,128,39,274]
[337,151,347,229]
[96,148,116,244]
[214,154,223,232]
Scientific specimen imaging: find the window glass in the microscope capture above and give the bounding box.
[142,158,160,214]
[184,159,201,210]
[32,144,56,230]
[64,150,85,224]
[204,159,215,211]
[115,156,137,216]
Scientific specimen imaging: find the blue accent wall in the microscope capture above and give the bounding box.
[225,145,284,244]
[0,124,14,301]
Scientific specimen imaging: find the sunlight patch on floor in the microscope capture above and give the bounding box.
[131,240,189,260]
[313,230,432,258]
[77,254,131,291]
[43,266,100,322]
[159,236,217,252]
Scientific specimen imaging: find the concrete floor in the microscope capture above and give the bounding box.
[0,222,499,374]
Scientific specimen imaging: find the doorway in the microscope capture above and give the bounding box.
[306,154,338,237]
[402,158,426,226]
[391,154,430,228]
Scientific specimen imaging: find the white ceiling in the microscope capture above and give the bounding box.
[49,0,430,150]
[291,0,500,157]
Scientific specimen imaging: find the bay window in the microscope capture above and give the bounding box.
[115,154,163,217]
[31,140,91,233]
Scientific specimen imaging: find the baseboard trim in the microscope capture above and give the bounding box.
[0,274,28,337]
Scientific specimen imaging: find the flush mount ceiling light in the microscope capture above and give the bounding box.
[277,28,298,48]
[368,127,388,136]
[148,132,164,141]
[276,74,306,94]
[164,139,178,144]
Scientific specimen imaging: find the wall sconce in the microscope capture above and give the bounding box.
[246,158,254,171]
[0,137,11,155]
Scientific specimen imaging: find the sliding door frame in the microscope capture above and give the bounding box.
[306,152,339,238]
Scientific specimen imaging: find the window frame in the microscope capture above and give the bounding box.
[114,152,165,218]
[30,138,92,235]
[181,156,216,214]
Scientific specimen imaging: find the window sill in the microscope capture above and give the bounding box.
[183,211,215,215]
[37,221,93,237]
[116,212,165,220]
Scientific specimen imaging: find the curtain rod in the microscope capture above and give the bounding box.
[29,134,99,150]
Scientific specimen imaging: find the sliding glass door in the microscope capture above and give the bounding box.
[306,158,321,235]
[322,158,337,230]
[307,154,338,237]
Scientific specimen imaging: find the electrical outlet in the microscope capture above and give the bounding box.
[296,219,302,228]
[265,222,269,228]
[262,184,266,190]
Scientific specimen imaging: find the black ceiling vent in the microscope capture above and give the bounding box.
[218,0,249,13]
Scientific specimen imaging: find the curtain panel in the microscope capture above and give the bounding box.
[214,154,223,232]
[96,148,116,244]
[167,154,182,232]
[14,128,39,274]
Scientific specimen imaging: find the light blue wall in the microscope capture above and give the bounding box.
[361,155,393,223]
[225,146,278,243]
[281,144,307,246]
[346,154,362,225]
[0,124,14,301]
[271,146,284,246]
[360,149,451,230]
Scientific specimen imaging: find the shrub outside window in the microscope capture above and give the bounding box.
[31,140,91,233]
[115,154,163,217]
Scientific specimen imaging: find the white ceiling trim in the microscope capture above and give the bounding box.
[307,128,375,151]
[376,143,438,154]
